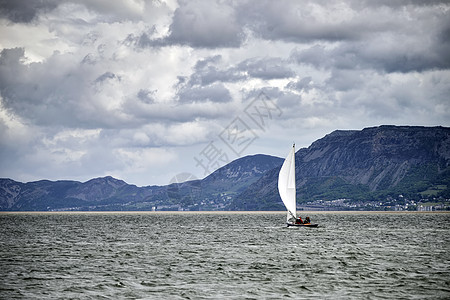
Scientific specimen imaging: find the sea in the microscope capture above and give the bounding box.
[0,211,449,299]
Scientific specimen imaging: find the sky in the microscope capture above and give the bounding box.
[0,0,449,186]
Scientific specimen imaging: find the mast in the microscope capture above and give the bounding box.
[290,143,296,220]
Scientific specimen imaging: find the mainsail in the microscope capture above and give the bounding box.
[278,144,296,222]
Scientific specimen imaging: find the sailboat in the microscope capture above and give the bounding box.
[278,144,318,227]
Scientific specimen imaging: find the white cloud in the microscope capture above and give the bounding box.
[0,0,449,186]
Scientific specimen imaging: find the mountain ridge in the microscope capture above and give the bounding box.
[1,125,449,211]
[231,125,450,210]
[0,154,282,211]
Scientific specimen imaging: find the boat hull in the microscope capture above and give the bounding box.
[287,223,319,228]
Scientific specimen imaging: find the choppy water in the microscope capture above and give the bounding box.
[0,212,449,299]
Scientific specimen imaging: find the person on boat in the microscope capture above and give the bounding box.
[295,216,303,224]
[304,217,311,224]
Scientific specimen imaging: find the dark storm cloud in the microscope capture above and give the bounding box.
[291,37,450,73]
[183,56,296,90]
[243,87,283,102]
[178,82,232,103]
[166,0,244,48]
[126,0,450,63]
[270,0,450,73]
[0,0,59,23]
[239,0,450,45]
[349,0,450,9]
[186,56,245,86]
[0,47,23,70]
[137,89,156,104]
[0,48,131,129]
[174,55,297,107]
[175,56,237,104]
[0,48,88,127]
[189,64,244,86]
[239,3,358,43]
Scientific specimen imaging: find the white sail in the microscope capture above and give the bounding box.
[278,144,296,222]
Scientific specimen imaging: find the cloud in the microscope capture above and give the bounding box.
[286,76,313,93]
[186,55,245,86]
[178,83,232,103]
[0,0,172,24]
[291,35,450,74]
[0,0,449,186]
[240,0,365,42]
[137,89,156,104]
[237,57,295,80]
[286,1,450,73]
[177,55,296,102]
[0,48,99,128]
[240,0,450,46]
[166,0,244,48]
[77,0,146,21]
[94,71,120,83]
[0,0,59,23]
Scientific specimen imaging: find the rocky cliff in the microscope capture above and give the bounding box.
[231,125,450,210]
[300,126,449,190]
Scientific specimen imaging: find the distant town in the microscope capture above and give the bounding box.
[46,196,450,212]
[298,197,450,212]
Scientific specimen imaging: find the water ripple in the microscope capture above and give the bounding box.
[0,212,449,299]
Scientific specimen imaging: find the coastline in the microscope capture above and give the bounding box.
[1,210,449,215]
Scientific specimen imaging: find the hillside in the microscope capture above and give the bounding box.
[1,126,449,211]
[0,155,282,211]
[139,154,283,211]
[0,176,163,211]
[230,125,450,210]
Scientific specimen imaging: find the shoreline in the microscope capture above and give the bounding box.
[1,210,449,215]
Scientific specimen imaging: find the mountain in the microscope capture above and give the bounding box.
[231,125,450,210]
[1,125,449,211]
[0,155,282,211]
[144,154,283,211]
[0,176,164,211]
